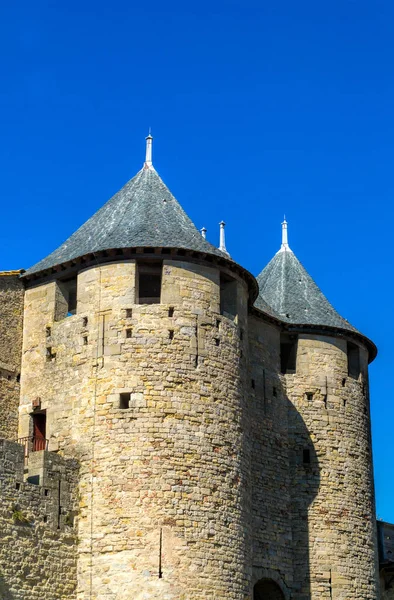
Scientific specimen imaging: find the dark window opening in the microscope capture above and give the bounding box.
[306,392,313,401]
[15,482,20,490]
[347,342,360,379]
[43,515,48,523]
[119,393,131,409]
[45,326,51,337]
[303,449,311,464]
[44,489,49,496]
[82,316,88,327]
[83,336,88,345]
[168,307,174,318]
[55,277,78,320]
[126,308,133,318]
[220,273,237,320]
[216,319,221,328]
[280,334,298,374]
[342,378,346,387]
[169,330,174,340]
[16,374,20,383]
[126,328,132,339]
[214,338,220,347]
[137,262,162,304]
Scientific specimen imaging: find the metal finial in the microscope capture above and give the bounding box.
[279,216,291,252]
[201,227,207,239]
[219,221,229,255]
[145,131,153,168]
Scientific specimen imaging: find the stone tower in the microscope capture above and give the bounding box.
[5,136,379,599]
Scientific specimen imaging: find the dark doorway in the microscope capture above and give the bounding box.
[254,578,285,600]
[32,411,47,451]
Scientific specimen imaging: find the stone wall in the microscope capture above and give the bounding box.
[286,334,379,600]
[20,259,252,600]
[0,272,24,440]
[248,315,293,597]
[0,439,78,599]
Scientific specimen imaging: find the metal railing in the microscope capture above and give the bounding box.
[17,436,49,459]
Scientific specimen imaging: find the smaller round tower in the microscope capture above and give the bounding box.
[256,220,379,600]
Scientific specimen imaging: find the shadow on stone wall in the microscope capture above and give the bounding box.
[287,394,320,600]
[0,573,14,599]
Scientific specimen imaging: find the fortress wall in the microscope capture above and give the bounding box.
[0,273,24,440]
[248,316,293,595]
[0,439,78,600]
[286,334,379,600]
[20,259,252,600]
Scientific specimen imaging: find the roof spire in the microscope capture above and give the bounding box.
[201,227,207,239]
[279,216,291,253]
[144,130,153,168]
[219,221,229,256]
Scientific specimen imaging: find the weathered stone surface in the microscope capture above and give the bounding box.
[0,440,78,599]
[0,272,24,440]
[0,258,381,599]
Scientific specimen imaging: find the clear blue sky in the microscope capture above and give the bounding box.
[1,1,393,520]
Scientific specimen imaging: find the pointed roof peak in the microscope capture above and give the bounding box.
[24,145,229,277]
[277,216,292,253]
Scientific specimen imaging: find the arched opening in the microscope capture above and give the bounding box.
[253,578,285,600]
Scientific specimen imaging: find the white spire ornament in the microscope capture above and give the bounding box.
[201,227,207,239]
[278,216,292,253]
[144,131,153,168]
[219,221,230,256]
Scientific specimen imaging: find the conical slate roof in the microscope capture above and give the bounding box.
[24,161,226,277]
[256,221,358,333]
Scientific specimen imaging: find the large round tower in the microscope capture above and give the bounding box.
[256,220,379,600]
[18,137,257,599]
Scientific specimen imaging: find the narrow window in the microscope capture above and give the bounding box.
[168,330,174,340]
[137,262,162,304]
[168,307,174,318]
[55,277,78,320]
[119,393,131,409]
[220,273,237,320]
[214,338,220,347]
[280,334,298,374]
[45,326,51,337]
[126,308,133,318]
[83,335,88,345]
[303,449,311,464]
[347,342,360,379]
[125,328,132,339]
[306,392,313,401]
[82,316,88,327]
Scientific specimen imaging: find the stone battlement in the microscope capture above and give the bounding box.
[0,439,78,600]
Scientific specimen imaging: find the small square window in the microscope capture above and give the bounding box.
[119,393,131,409]
[126,328,132,339]
[126,309,133,318]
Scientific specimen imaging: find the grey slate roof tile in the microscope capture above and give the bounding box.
[24,166,226,276]
[256,247,359,334]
